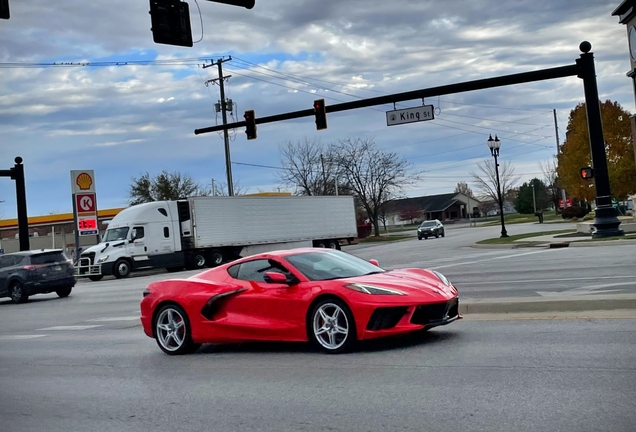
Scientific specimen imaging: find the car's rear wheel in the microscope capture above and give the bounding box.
[56,286,72,298]
[308,298,356,354]
[154,304,200,355]
[9,282,28,304]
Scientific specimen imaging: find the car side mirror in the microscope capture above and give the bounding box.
[263,271,290,284]
[369,259,380,267]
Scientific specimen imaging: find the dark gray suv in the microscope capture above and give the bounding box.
[0,250,76,304]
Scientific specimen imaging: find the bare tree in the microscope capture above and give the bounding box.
[454,181,474,197]
[540,158,560,214]
[331,137,417,237]
[209,179,246,197]
[470,159,520,207]
[278,138,340,196]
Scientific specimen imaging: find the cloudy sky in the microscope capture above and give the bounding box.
[0,0,632,219]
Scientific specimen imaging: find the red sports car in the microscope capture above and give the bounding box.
[140,248,461,355]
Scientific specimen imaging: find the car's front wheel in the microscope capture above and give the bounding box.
[56,286,72,298]
[308,298,356,354]
[154,304,200,355]
[9,282,28,304]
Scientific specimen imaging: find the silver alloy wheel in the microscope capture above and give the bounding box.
[156,307,187,352]
[313,303,349,351]
[10,284,23,302]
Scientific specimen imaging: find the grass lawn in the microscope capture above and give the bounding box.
[476,229,576,245]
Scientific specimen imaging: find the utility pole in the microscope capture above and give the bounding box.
[553,109,567,213]
[203,57,234,196]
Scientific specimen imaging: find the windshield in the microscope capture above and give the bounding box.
[285,250,385,281]
[420,221,436,227]
[103,227,129,242]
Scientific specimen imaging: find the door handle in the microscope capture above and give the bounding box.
[144,246,147,252]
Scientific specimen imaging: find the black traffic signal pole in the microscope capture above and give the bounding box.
[577,42,623,237]
[0,157,29,251]
[194,42,622,237]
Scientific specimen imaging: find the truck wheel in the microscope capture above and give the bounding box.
[113,259,131,278]
[191,252,207,270]
[89,275,103,281]
[208,250,224,267]
[328,240,340,250]
[315,240,326,248]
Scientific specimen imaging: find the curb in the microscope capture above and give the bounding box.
[459,293,636,315]
[471,239,636,249]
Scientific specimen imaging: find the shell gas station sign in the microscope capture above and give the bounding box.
[71,170,99,236]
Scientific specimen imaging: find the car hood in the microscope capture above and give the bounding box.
[341,269,456,299]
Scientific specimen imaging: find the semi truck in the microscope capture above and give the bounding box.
[75,195,358,281]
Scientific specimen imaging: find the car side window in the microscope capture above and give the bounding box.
[0,256,9,268]
[234,259,290,282]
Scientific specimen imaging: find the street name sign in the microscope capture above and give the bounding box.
[386,104,434,126]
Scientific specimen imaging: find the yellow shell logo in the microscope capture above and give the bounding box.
[76,172,93,190]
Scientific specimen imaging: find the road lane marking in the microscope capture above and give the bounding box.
[457,275,635,286]
[537,281,636,297]
[36,325,103,331]
[87,316,140,322]
[0,335,47,340]
[429,249,552,270]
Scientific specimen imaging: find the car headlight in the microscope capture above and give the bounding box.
[432,270,452,287]
[97,255,109,263]
[344,283,406,295]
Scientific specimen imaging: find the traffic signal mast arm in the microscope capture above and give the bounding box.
[194,64,579,135]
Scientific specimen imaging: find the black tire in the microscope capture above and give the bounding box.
[441,230,445,238]
[9,281,28,304]
[424,235,428,240]
[113,259,131,279]
[418,236,422,240]
[208,250,224,267]
[315,240,327,248]
[307,298,356,354]
[435,232,439,238]
[191,252,207,270]
[154,304,200,355]
[89,275,104,282]
[327,240,339,250]
[56,286,73,298]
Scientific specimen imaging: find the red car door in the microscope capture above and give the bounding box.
[223,258,311,342]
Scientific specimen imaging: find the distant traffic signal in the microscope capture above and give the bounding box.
[206,0,255,8]
[149,0,193,47]
[580,167,594,180]
[0,0,9,20]
[244,110,257,140]
[314,99,327,130]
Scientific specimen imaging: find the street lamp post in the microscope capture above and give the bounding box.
[487,135,508,238]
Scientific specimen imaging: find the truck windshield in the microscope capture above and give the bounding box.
[103,227,130,242]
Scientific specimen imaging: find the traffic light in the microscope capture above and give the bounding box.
[580,167,594,180]
[206,0,255,8]
[149,0,193,47]
[314,99,327,130]
[244,110,257,140]
[0,0,9,20]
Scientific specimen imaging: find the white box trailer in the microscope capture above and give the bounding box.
[75,195,358,280]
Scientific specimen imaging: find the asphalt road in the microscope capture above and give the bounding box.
[343,222,636,299]
[1,225,635,432]
[1,312,634,432]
